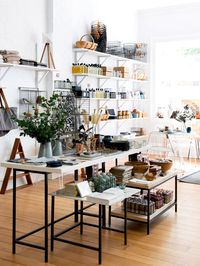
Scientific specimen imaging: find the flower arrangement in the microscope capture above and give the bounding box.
[174,104,195,124]
[14,94,69,144]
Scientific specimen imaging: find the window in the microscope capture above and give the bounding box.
[154,39,200,119]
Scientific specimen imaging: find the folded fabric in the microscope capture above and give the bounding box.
[0,50,19,55]
[3,54,21,60]
[4,60,20,64]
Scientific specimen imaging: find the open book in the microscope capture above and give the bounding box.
[76,181,126,205]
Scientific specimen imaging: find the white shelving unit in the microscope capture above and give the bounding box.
[73,48,150,135]
[73,48,149,65]
[0,62,58,87]
[0,62,59,120]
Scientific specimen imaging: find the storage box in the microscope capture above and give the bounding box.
[101,66,113,77]
[113,66,129,78]
[144,193,164,209]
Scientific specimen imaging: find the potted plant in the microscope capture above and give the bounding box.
[173,104,195,132]
[14,94,69,157]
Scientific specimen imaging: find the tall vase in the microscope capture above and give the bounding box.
[38,142,53,158]
[52,139,63,156]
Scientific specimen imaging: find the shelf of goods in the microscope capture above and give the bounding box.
[0,62,58,87]
[72,48,150,135]
[110,170,178,234]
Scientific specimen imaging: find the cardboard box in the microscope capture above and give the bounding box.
[113,66,129,78]
[101,66,113,76]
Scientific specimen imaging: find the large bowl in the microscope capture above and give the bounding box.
[149,159,173,173]
[125,161,149,175]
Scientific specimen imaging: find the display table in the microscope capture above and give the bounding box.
[1,146,147,263]
[111,170,178,234]
[50,187,139,264]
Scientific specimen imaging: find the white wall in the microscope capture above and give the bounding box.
[0,0,47,186]
[137,2,200,41]
[52,0,139,78]
[0,0,140,188]
[2,0,170,189]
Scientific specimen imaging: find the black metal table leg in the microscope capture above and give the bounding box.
[175,175,177,212]
[98,204,102,265]
[124,198,127,245]
[74,169,79,222]
[101,162,105,173]
[108,206,111,227]
[80,201,83,235]
[51,195,55,251]
[44,173,48,262]
[147,189,150,235]
[12,169,16,254]
[102,206,106,227]
[101,162,106,227]
[115,158,118,166]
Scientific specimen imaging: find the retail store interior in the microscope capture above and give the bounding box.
[1,1,200,265]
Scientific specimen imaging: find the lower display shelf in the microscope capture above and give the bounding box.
[111,200,175,222]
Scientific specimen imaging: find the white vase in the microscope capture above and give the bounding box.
[38,142,53,158]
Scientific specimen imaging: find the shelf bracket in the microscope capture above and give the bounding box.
[0,66,11,81]
[75,52,86,63]
[118,101,128,109]
[76,76,87,86]
[98,100,110,109]
[117,59,127,66]
[100,57,109,65]
[99,79,108,87]
[38,71,50,84]
[99,121,109,131]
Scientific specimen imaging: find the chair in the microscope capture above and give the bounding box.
[147,131,176,160]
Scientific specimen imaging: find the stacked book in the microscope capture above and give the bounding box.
[109,165,133,185]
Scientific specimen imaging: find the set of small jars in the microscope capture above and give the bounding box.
[72,63,103,75]
[118,110,130,119]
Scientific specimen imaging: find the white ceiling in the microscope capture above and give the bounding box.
[135,0,200,9]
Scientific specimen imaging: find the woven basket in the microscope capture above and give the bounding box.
[75,34,98,50]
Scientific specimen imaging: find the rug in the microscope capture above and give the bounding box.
[179,170,200,184]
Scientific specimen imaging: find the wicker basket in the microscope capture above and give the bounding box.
[75,34,98,50]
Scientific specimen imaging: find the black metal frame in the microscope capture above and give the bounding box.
[13,168,49,262]
[50,195,127,264]
[110,174,177,235]
[11,159,130,263]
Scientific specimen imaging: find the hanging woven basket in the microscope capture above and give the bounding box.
[75,34,98,50]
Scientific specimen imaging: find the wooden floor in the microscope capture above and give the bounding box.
[1,164,200,266]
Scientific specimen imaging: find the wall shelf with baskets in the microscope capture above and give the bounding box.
[73,48,149,65]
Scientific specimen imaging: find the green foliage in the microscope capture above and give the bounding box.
[175,104,195,124]
[14,94,69,144]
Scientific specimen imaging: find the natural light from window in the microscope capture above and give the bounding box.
[154,39,200,119]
